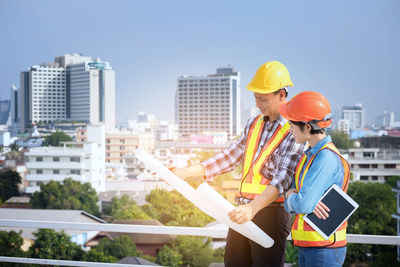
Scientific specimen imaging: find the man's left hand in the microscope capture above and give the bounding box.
[228,204,254,224]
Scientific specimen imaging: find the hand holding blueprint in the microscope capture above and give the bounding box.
[135,149,274,248]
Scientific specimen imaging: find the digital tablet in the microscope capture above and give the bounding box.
[303,184,359,240]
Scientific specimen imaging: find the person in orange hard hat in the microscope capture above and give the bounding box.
[280,91,350,267]
[173,61,306,267]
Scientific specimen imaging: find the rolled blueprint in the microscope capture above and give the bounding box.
[135,149,274,248]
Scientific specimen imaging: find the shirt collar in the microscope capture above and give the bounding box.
[305,135,332,157]
[263,115,287,128]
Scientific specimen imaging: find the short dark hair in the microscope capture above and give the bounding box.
[274,88,288,98]
[290,120,325,135]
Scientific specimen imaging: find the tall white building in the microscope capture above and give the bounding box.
[175,66,241,136]
[342,103,366,130]
[20,63,66,132]
[19,54,116,133]
[25,124,106,193]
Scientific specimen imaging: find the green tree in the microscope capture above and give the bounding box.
[44,131,72,146]
[330,131,354,150]
[10,143,19,152]
[386,175,400,188]
[0,230,26,267]
[157,245,183,267]
[345,182,398,266]
[171,236,215,267]
[0,170,21,202]
[110,195,151,220]
[29,229,84,261]
[84,248,118,263]
[95,235,138,260]
[0,230,25,257]
[30,178,100,217]
[144,189,213,227]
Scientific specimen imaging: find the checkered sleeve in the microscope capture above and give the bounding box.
[200,118,254,182]
[268,135,306,197]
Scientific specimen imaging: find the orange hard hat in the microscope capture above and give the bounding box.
[279,91,332,129]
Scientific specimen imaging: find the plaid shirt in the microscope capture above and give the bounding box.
[201,115,306,198]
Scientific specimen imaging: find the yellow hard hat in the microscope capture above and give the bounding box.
[247,61,293,94]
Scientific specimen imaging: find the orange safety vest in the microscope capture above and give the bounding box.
[291,142,350,247]
[238,114,291,201]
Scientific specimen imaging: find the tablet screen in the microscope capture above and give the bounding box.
[304,184,358,240]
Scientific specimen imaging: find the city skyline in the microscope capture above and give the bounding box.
[0,0,399,125]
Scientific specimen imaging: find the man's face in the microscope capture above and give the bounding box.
[254,92,281,117]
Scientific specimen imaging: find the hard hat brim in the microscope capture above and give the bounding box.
[247,82,294,94]
[279,103,300,122]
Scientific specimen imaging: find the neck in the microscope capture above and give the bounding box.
[309,133,327,148]
[266,112,280,123]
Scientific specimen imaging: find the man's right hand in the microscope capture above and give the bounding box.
[169,164,206,181]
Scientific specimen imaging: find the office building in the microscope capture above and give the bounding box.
[342,103,366,130]
[19,54,116,133]
[348,147,400,183]
[25,124,106,193]
[175,66,241,136]
[20,63,66,132]
[67,58,115,132]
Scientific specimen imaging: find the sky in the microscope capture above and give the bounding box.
[0,0,399,125]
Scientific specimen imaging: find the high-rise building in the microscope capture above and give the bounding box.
[19,54,116,133]
[175,66,240,136]
[342,103,366,130]
[20,63,66,132]
[67,58,115,132]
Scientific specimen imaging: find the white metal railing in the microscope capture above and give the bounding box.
[0,219,399,266]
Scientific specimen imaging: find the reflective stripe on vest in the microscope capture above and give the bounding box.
[291,142,350,247]
[239,115,291,201]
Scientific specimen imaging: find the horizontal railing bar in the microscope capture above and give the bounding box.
[1,219,399,245]
[0,219,228,238]
[0,256,157,266]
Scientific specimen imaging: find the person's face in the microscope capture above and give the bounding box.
[288,121,310,144]
[254,92,282,117]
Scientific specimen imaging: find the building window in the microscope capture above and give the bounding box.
[70,157,80,162]
[53,170,60,174]
[384,164,396,169]
[371,176,378,181]
[359,164,370,169]
[360,176,369,181]
[71,170,81,175]
[36,157,43,162]
[53,157,60,162]
[36,169,43,174]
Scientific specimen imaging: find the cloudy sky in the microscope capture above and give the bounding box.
[0,0,399,125]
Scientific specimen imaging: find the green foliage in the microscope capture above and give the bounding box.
[285,241,298,265]
[110,195,151,220]
[29,229,84,261]
[157,245,183,267]
[345,182,397,266]
[386,176,400,188]
[0,230,25,257]
[330,131,354,149]
[144,189,213,227]
[10,143,19,151]
[84,248,118,263]
[0,170,21,202]
[44,131,72,146]
[96,235,138,260]
[30,178,100,217]
[170,236,216,267]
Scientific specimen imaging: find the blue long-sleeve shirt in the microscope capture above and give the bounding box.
[284,136,344,214]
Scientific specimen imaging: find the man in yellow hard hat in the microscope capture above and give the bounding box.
[173,61,305,267]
